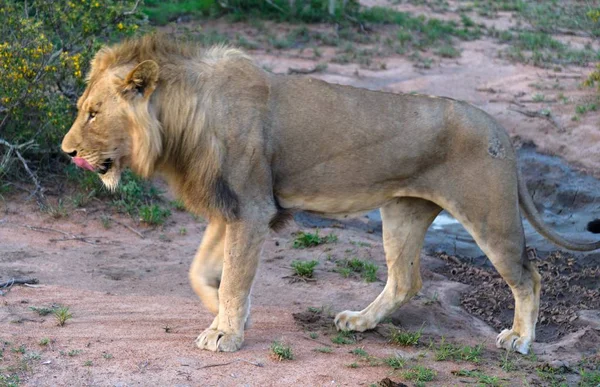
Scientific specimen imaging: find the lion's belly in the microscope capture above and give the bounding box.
[276,192,392,217]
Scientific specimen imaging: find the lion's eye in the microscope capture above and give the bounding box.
[88,111,97,121]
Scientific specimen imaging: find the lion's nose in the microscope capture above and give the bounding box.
[66,150,77,157]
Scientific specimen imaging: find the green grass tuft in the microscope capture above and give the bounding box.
[291,260,319,278]
[384,355,405,369]
[54,306,72,327]
[389,327,422,346]
[452,370,501,386]
[331,330,356,345]
[435,339,483,363]
[403,365,437,382]
[293,230,337,248]
[336,258,379,282]
[350,348,368,357]
[270,341,293,361]
[139,204,171,225]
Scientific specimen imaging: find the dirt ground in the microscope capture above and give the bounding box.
[2,1,600,386]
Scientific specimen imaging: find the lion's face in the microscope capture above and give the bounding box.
[61,60,159,190]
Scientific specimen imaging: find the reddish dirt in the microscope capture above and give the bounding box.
[2,2,600,386]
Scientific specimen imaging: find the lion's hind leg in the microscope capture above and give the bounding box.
[335,198,441,332]
[446,188,541,355]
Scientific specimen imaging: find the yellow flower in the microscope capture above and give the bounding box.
[117,22,124,30]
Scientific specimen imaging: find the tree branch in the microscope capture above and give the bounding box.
[0,138,45,207]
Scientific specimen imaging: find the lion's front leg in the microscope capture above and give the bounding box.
[189,220,226,315]
[195,219,268,352]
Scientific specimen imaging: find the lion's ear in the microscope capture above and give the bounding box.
[120,60,159,99]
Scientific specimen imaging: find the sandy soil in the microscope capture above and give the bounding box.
[2,2,600,386]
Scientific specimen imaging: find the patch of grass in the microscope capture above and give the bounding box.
[403,365,437,382]
[452,370,501,386]
[291,260,319,278]
[436,45,461,58]
[67,349,81,357]
[307,306,323,314]
[112,170,167,220]
[71,191,94,208]
[142,0,216,25]
[389,328,422,346]
[101,215,111,229]
[347,362,359,368]
[103,353,113,359]
[179,227,187,235]
[575,103,598,115]
[45,199,68,219]
[170,199,186,211]
[350,348,368,357]
[23,351,41,361]
[384,355,405,369]
[533,93,546,102]
[585,64,600,91]
[83,360,93,366]
[29,305,58,316]
[360,7,481,50]
[350,241,372,248]
[435,339,483,363]
[314,347,333,353]
[337,267,352,278]
[335,258,379,282]
[139,204,171,226]
[519,1,600,38]
[292,230,337,248]
[11,345,25,354]
[535,366,568,386]
[309,332,319,339]
[0,374,20,387]
[580,369,600,386]
[54,306,72,327]
[500,349,516,372]
[500,31,600,67]
[270,341,293,361]
[331,330,356,345]
[38,338,50,346]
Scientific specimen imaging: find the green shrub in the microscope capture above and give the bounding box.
[270,341,293,360]
[291,260,319,278]
[293,230,337,248]
[0,0,145,187]
[336,258,379,282]
[139,204,171,226]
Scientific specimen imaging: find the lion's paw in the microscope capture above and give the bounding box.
[195,328,243,352]
[496,329,531,354]
[334,310,376,332]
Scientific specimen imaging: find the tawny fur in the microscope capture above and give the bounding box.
[62,35,600,354]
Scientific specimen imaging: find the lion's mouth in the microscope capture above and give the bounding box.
[98,158,113,175]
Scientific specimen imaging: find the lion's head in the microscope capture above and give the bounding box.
[61,55,161,190]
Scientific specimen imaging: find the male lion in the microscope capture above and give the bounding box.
[61,35,600,354]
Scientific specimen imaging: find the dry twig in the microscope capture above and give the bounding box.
[110,217,145,239]
[0,138,45,206]
[509,106,563,132]
[197,358,264,369]
[0,278,39,288]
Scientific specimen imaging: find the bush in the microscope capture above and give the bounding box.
[0,0,146,191]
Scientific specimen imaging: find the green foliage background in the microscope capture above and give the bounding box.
[0,0,145,183]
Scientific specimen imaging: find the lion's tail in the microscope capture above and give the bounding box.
[518,169,600,252]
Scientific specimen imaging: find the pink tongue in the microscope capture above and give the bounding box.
[72,157,95,172]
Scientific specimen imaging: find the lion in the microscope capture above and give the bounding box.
[61,35,600,354]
